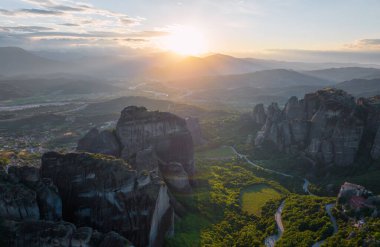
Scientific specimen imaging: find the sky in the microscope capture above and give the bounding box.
[1,0,380,63]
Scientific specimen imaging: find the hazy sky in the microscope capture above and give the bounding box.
[1,0,380,63]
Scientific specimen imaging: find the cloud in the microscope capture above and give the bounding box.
[0,9,15,16]
[60,23,80,27]
[0,8,64,16]
[0,0,166,50]
[346,39,380,49]
[20,8,64,15]
[265,48,380,64]
[0,26,54,32]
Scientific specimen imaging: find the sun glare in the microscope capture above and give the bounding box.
[161,26,208,56]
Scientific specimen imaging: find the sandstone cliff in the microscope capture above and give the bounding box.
[253,88,380,167]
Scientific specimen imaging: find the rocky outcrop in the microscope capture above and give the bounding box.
[252,103,267,125]
[0,170,40,221]
[40,151,173,247]
[7,166,62,221]
[254,88,380,167]
[77,106,195,183]
[159,161,192,193]
[77,128,120,157]
[3,220,134,247]
[371,127,380,160]
[116,106,194,176]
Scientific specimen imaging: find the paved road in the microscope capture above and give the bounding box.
[312,203,338,247]
[264,201,286,247]
[228,146,293,178]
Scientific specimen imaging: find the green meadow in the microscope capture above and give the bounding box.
[240,184,282,216]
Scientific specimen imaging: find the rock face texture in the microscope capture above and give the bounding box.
[253,88,380,166]
[77,106,195,191]
[3,220,133,247]
[1,106,195,247]
[40,152,173,247]
[115,106,194,176]
[0,166,63,222]
[252,104,267,125]
[77,128,120,157]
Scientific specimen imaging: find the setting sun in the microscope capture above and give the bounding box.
[161,26,208,56]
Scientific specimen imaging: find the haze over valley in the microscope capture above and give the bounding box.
[1,1,380,246]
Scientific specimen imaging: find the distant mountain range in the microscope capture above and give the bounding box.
[0,47,63,76]
[304,67,380,82]
[1,46,380,80]
[1,46,380,104]
[0,77,121,101]
[334,78,380,97]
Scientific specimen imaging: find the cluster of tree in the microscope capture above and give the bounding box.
[166,160,286,247]
[276,195,335,247]
[323,209,380,246]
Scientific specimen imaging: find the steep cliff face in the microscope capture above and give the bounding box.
[40,152,173,247]
[116,106,194,176]
[77,106,195,192]
[253,88,380,166]
[252,104,267,125]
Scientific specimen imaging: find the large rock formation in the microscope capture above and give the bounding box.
[115,106,194,176]
[0,106,195,246]
[253,88,380,167]
[40,152,174,247]
[77,106,195,192]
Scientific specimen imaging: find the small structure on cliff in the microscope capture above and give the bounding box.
[337,182,379,217]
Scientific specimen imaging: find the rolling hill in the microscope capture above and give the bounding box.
[305,67,380,82]
[171,69,332,89]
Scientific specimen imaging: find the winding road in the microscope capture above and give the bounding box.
[228,146,293,178]
[264,201,285,247]
[228,146,338,247]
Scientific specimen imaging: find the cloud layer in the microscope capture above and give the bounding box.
[0,0,165,50]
